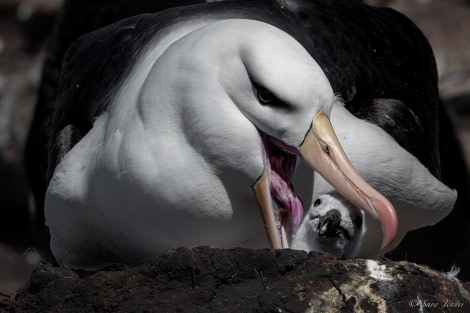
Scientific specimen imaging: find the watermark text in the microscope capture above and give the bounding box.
[409,297,465,309]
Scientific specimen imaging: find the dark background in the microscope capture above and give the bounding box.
[0,0,469,294]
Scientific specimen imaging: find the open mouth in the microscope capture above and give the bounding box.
[260,133,304,248]
[255,113,398,252]
[312,210,352,241]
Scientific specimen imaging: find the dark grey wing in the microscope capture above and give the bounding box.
[282,0,440,177]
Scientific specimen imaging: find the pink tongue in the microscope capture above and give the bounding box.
[269,170,304,238]
[290,195,304,236]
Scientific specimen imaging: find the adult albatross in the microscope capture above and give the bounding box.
[43,10,396,269]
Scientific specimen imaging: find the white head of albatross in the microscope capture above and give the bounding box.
[45,19,397,269]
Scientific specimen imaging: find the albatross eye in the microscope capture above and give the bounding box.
[257,87,275,104]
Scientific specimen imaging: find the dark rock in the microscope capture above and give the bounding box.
[2,247,470,312]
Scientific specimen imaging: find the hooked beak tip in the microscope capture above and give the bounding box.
[374,197,398,252]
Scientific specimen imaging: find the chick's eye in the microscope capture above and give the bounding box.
[257,87,275,104]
